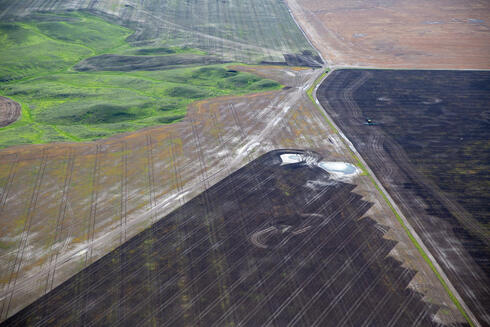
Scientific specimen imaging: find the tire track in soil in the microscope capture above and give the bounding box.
[208,193,368,327]
[0,154,18,216]
[87,144,100,266]
[251,211,382,327]
[44,148,75,294]
[106,158,282,325]
[110,176,281,326]
[120,141,128,244]
[146,135,156,226]
[169,133,185,208]
[2,149,47,320]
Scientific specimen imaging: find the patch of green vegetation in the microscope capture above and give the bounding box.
[167,85,209,98]
[192,67,238,79]
[220,74,261,88]
[0,13,282,148]
[307,70,338,134]
[0,64,281,147]
[0,12,131,81]
[33,13,130,53]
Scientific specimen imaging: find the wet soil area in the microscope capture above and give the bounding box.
[318,69,490,325]
[261,51,324,68]
[0,96,20,127]
[284,51,323,68]
[2,150,449,326]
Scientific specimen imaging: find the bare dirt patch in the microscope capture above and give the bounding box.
[285,0,490,69]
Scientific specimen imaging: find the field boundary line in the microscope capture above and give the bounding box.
[309,68,478,327]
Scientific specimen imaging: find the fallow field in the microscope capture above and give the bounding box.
[286,0,490,69]
[0,0,480,325]
[1,150,458,326]
[317,69,490,325]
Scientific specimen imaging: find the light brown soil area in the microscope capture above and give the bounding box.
[285,0,490,69]
[0,97,21,127]
[0,66,465,324]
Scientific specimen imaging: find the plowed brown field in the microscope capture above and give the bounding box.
[0,66,465,324]
[285,0,490,69]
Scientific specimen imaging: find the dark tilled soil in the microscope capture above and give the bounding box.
[318,69,490,326]
[261,52,324,68]
[1,150,449,326]
[284,51,323,68]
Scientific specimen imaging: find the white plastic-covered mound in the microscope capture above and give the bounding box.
[318,161,359,180]
[279,153,359,181]
[280,153,304,164]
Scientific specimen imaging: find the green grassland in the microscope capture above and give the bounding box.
[0,12,281,147]
[0,12,132,81]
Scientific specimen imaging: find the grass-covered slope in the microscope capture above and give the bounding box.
[0,13,281,147]
[0,12,131,81]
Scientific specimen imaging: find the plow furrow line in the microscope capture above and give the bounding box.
[87,144,100,264]
[2,149,47,319]
[44,148,75,294]
[120,141,128,243]
[336,263,390,327]
[209,199,370,327]
[360,268,414,327]
[88,184,283,326]
[240,201,374,326]
[257,218,379,327]
[146,135,156,225]
[310,241,393,327]
[386,286,419,327]
[0,154,17,216]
